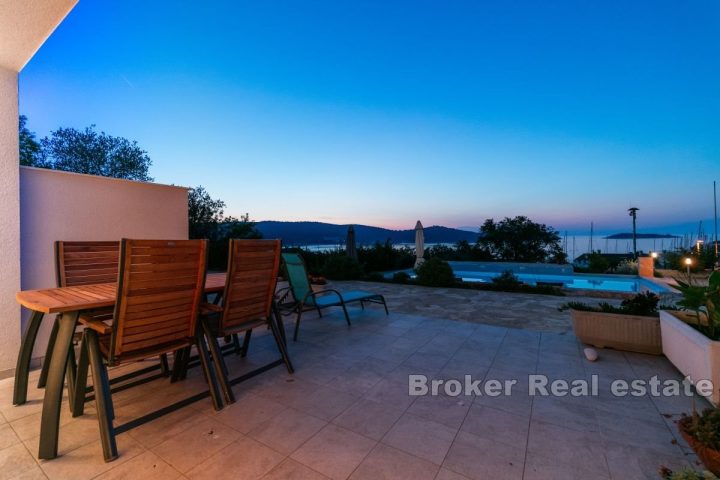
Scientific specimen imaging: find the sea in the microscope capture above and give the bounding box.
[289,234,711,262]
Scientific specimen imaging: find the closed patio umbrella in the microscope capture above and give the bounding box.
[346,225,357,260]
[414,220,425,268]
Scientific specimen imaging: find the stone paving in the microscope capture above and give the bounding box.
[335,280,619,332]
[0,298,710,480]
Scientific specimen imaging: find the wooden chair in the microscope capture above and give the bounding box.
[200,239,293,405]
[42,242,172,410]
[73,239,222,462]
[55,241,120,287]
[38,242,124,390]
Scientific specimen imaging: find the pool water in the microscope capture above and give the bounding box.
[451,270,670,293]
[387,261,673,294]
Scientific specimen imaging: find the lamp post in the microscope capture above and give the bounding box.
[685,257,692,280]
[628,207,639,260]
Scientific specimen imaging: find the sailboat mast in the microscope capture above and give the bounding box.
[715,180,718,261]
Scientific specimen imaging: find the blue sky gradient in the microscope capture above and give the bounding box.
[19,0,719,233]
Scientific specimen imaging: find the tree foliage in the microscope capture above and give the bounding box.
[39,125,153,181]
[187,186,261,269]
[19,115,42,166]
[425,240,492,262]
[478,216,567,263]
[188,186,261,241]
[322,255,364,280]
[587,251,610,273]
[19,116,153,181]
[188,186,227,239]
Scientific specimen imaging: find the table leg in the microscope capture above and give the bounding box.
[37,316,59,388]
[38,311,78,460]
[13,310,44,405]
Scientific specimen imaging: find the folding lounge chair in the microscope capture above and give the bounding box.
[279,252,389,341]
[200,239,294,405]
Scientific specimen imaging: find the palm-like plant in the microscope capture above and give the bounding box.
[676,271,720,340]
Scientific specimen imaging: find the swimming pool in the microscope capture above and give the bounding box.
[387,261,674,294]
[452,270,670,293]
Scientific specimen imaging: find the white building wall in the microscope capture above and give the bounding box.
[14,167,189,373]
[0,66,22,376]
[0,0,80,377]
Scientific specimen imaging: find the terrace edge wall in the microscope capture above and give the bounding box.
[14,167,189,374]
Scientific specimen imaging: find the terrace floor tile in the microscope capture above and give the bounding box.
[0,283,711,478]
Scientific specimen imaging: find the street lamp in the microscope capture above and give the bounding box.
[651,252,658,259]
[628,207,639,259]
[685,257,692,278]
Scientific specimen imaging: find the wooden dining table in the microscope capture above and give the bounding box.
[14,272,227,460]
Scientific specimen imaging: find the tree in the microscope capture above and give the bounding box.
[40,125,152,181]
[188,186,262,269]
[587,251,610,273]
[19,115,42,166]
[187,186,260,240]
[478,216,567,264]
[188,186,227,239]
[221,214,263,240]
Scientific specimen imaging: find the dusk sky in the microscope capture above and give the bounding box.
[19,1,719,234]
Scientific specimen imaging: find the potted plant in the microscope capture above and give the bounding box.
[660,271,720,405]
[659,466,718,479]
[560,291,664,355]
[675,408,720,475]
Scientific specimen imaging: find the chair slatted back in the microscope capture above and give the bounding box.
[111,239,207,361]
[221,240,281,331]
[281,253,312,303]
[55,241,120,287]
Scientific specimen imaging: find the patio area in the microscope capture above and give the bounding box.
[0,302,707,480]
[333,280,617,332]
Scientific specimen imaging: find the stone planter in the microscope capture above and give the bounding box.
[570,310,662,355]
[660,310,720,406]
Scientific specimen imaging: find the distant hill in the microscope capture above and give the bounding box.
[255,221,479,246]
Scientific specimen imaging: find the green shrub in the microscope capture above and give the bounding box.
[358,241,415,272]
[392,271,411,284]
[468,282,564,296]
[322,255,364,280]
[425,241,492,262]
[415,258,456,287]
[587,251,610,273]
[613,259,639,275]
[659,466,718,480]
[491,271,522,288]
[680,407,720,450]
[619,291,662,316]
[559,292,662,317]
[676,271,720,340]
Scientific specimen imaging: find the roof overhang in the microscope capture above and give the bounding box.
[0,0,78,71]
